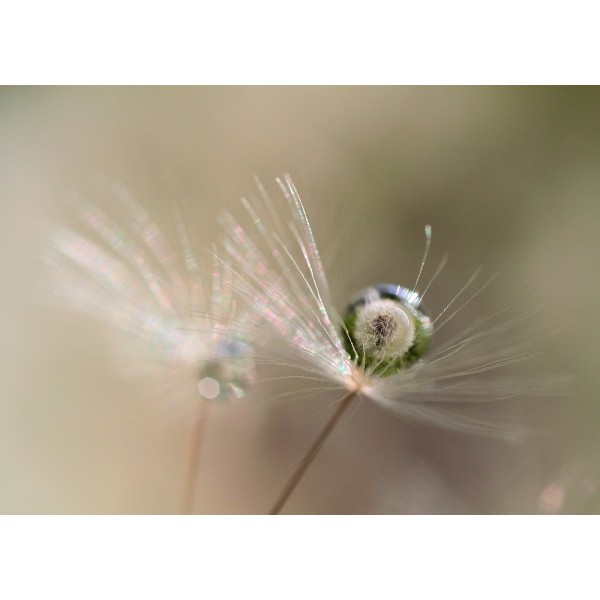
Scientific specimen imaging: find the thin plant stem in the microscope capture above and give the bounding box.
[181,400,210,515]
[269,390,357,515]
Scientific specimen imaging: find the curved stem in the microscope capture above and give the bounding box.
[269,391,357,515]
[181,400,209,515]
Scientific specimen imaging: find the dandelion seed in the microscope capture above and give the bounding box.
[43,183,255,513]
[221,175,563,514]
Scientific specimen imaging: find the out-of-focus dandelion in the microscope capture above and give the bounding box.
[43,182,255,513]
[221,175,562,514]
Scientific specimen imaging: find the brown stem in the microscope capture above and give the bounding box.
[269,390,357,515]
[181,400,209,515]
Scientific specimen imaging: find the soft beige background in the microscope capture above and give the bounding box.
[0,87,597,514]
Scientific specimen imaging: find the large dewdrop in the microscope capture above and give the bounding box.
[342,284,433,376]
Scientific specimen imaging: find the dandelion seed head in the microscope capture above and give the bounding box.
[357,301,414,350]
[44,183,257,404]
[220,175,560,438]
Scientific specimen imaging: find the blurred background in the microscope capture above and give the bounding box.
[0,86,598,514]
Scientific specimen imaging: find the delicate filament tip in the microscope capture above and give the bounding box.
[414,224,432,292]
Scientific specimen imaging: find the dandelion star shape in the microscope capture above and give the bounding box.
[43,182,261,514]
[221,175,558,439]
[44,183,255,402]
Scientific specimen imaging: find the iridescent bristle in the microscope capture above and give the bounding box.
[44,185,256,402]
[220,175,560,438]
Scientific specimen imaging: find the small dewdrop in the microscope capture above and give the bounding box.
[197,336,255,401]
[343,284,433,376]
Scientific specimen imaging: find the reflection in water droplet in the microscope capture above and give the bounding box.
[198,377,221,400]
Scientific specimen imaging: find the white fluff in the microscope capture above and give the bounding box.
[220,175,566,439]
